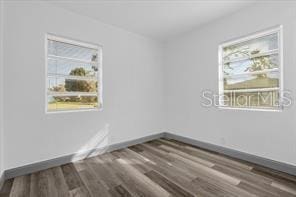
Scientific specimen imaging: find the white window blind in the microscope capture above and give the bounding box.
[46,34,102,112]
[219,26,283,111]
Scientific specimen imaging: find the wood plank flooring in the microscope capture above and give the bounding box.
[1,138,296,197]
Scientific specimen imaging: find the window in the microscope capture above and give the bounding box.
[219,26,283,111]
[46,34,102,112]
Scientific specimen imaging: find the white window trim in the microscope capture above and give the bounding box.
[218,25,283,112]
[45,33,103,113]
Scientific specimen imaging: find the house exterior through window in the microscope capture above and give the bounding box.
[219,26,283,111]
[46,34,102,112]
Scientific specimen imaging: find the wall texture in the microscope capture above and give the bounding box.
[165,2,296,166]
[3,1,164,170]
[0,0,4,176]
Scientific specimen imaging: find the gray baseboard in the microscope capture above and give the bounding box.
[2,131,296,188]
[164,132,296,176]
[4,132,165,180]
[107,132,165,152]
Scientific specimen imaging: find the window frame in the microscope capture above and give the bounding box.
[218,25,283,112]
[45,34,103,113]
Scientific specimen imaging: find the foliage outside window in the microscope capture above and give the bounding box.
[219,26,282,110]
[46,35,102,112]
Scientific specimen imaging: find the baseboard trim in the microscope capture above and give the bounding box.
[164,132,296,176]
[4,132,165,179]
[107,132,165,152]
[3,132,296,183]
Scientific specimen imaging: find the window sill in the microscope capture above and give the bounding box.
[218,106,283,112]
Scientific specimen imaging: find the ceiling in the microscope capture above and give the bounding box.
[48,0,254,41]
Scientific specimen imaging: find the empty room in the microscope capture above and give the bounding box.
[0,0,296,196]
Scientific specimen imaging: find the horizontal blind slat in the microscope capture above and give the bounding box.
[48,55,98,65]
[223,49,279,64]
[48,92,98,97]
[223,68,279,78]
[223,87,279,93]
[47,74,97,81]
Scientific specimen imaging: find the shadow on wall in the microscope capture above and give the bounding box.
[71,123,110,162]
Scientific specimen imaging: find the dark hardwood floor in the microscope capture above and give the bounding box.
[1,138,296,197]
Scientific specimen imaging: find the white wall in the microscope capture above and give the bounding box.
[0,0,4,176]
[3,1,164,170]
[3,1,296,172]
[165,2,296,166]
